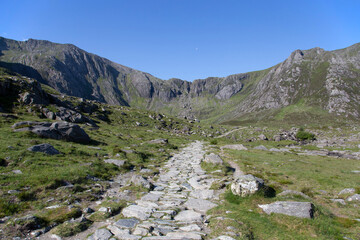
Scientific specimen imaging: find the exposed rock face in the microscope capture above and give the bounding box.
[258,201,315,219]
[1,37,360,122]
[12,121,91,144]
[231,174,264,197]
[0,37,247,110]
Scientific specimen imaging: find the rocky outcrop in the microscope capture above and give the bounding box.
[27,143,60,155]
[12,121,91,144]
[0,37,248,109]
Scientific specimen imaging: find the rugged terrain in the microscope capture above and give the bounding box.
[0,67,359,239]
[0,38,360,240]
[1,37,359,124]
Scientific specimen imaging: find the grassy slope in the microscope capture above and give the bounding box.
[0,71,224,238]
[204,135,360,240]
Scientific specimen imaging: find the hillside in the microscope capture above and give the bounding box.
[0,37,360,125]
[0,68,359,239]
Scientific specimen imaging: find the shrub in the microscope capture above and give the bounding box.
[296,129,315,141]
[52,221,91,237]
[210,139,218,145]
[0,200,20,217]
[17,191,36,201]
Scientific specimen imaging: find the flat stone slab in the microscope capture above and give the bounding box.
[221,144,248,150]
[190,189,215,199]
[258,201,314,218]
[174,210,203,222]
[88,228,113,240]
[184,198,217,213]
[141,193,161,202]
[114,218,140,228]
[216,236,236,240]
[121,205,153,220]
[179,224,201,231]
[166,231,202,240]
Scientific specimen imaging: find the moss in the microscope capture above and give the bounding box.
[52,221,91,237]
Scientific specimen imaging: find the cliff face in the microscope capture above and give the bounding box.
[234,44,360,118]
[0,37,244,107]
[1,36,359,122]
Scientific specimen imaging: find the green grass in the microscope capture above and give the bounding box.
[208,190,356,239]
[212,145,360,239]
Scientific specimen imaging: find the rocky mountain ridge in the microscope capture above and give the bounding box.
[1,37,359,123]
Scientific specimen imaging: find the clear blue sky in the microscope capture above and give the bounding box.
[2,0,360,81]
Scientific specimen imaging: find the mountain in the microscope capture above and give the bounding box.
[1,36,359,124]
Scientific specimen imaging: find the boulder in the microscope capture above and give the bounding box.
[12,121,91,144]
[231,174,264,197]
[273,135,282,142]
[27,143,60,155]
[204,153,223,164]
[258,201,314,218]
[258,134,268,141]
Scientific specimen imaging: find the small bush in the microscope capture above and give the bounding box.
[210,139,218,145]
[301,187,314,197]
[0,158,8,166]
[0,200,20,217]
[17,191,36,201]
[37,206,82,224]
[52,221,91,237]
[45,179,67,190]
[296,129,315,141]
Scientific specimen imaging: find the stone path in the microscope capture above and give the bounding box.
[83,141,221,240]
